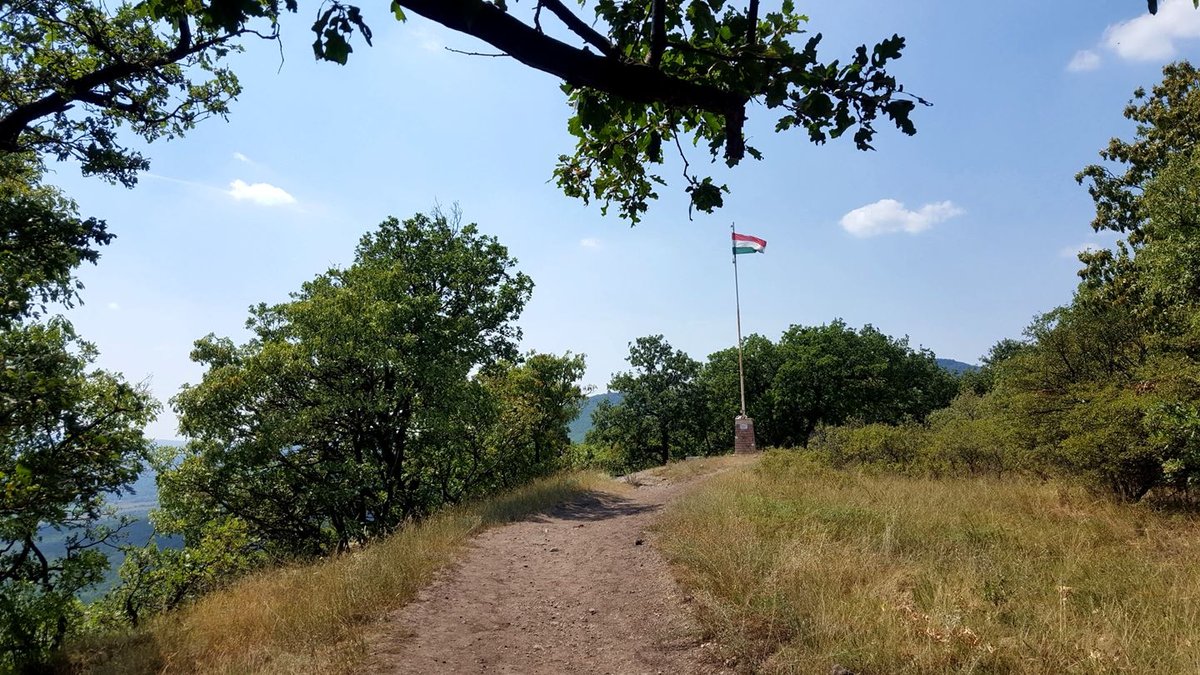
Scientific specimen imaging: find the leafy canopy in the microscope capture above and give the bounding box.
[0,0,279,186]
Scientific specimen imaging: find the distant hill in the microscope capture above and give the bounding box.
[38,439,184,599]
[569,392,623,443]
[936,358,980,375]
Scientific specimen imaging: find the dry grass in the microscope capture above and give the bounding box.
[656,451,1200,674]
[62,471,614,674]
[637,454,758,483]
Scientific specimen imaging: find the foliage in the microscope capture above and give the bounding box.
[165,210,535,556]
[0,319,157,669]
[766,320,957,447]
[694,333,781,448]
[0,0,281,186]
[809,63,1200,502]
[478,352,589,486]
[958,338,1028,396]
[95,517,265,629]
[95,0,930,223]
[0,155,112,327]
[587,335,703,467]
[807,393,1016,479]
[548,2,924,221]
[588,323,958,464]
[1076,62,1200,244]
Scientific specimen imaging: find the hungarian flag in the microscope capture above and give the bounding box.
[732,232,767,255]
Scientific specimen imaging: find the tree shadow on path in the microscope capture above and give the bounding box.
[523,490,660,523]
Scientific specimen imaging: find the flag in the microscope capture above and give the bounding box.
[732,232,767,255]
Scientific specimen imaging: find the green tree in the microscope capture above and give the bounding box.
[694,334,781,450]
[959,338,1029,396]
[480,352,588,484]
[0,319,157,668]
[96,515,263,628]
[991,65,1200,500]
[165,209,535,556]
[1076,62,1200,246]
[101,0,929,222]
[589,335,702,466]
[769,320,956,447]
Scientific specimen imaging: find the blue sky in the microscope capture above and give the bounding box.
[48,0,1200,438]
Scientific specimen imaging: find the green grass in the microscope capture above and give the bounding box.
[61,471,614,674]
[656,451,1200,673]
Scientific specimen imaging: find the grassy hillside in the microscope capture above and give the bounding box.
[657,451,1200,673]
[63,471,612,674]
[568,392,623,443]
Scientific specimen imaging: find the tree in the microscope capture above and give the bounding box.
[1076,62,1200,246]
[0,0,926,222]
[479,352,588,485]
[960,338,1030,395]
[768,320,956,447]
[166,209,537,555]
[589,335,702,466]
[0,319,157,668]
[0,155,112,327]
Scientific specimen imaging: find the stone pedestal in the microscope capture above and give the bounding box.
[734,416,758,454]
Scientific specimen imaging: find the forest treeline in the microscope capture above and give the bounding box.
[578,325,959,470]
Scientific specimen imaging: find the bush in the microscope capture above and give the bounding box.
[807,422,925,472]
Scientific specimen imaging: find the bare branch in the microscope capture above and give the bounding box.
[445,47,511,58]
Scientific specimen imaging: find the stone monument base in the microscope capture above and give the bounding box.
[734,416,758,454]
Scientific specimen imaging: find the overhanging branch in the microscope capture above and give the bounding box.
[398,0,749,161]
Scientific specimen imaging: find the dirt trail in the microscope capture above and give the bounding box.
[364,458,755,674]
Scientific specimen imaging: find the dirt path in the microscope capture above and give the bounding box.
[364,458,754,674]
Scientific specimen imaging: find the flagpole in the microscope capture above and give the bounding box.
[732,223,747,417]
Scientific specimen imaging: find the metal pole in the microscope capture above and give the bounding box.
[732,223,747,417]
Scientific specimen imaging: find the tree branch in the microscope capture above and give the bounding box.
[537,0,616,57]
[746,0,759,46]
[0,24,241,153]
[649,0,666,67]
[399,0,748,161]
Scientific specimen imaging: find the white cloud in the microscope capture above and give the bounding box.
[580,237,601,249]
[839,199,963,238]
[107,302,120,311]
[227,179,296,207]
[1105,0,1200,61]
[1061,242,1103,258]
[1072,0,1200,68]
[232,151,252,163]
[1067,49,1102,72]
